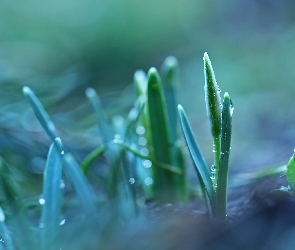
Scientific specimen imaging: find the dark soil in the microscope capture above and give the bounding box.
[109,175,295,250]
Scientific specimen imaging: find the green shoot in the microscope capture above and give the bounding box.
[147,68,176,202]
[41,138,63,250]
[203,52,222,189]
[178,53,233,220]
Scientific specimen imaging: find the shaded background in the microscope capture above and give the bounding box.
[1,0,295,194]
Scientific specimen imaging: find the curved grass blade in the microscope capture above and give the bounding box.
[216,93,233,220]
[86,88,112,145]
[147,68,176,202]
[22,86,58,141]
[112,140,182,175]
[81,145,107,173]
[41,138,63,250]
[178,105,214,207]
[63,153,97,217]
[0,206,14,250]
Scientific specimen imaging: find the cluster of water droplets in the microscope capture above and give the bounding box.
[135,125,154,186]
[210,164,216,180]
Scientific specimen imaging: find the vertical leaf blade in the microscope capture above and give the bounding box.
[203,52,222,140]
[86,88,112,145]
[41,138,63,250]
[147,67,175,202]
[216,92,233,220]
[161,56,179,143]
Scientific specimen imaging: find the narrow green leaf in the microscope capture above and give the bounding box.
[0,206,14,250]
[22,86,58,141]
[178,105,214,206]
[216,92,233,220]
[161,56,179,143]
[86,88,112,144]
[287,151,295,191]
[41,138,63,250]
[81,145,107,173]
[63,153,97,216]
[112,140,182,175]
[147,67,175,201]
[134,70,147,97]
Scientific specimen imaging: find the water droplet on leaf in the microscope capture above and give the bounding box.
[129,178,135,184]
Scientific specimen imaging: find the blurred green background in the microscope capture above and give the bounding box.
[1,0,295,190]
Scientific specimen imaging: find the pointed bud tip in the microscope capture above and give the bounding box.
[224,92,230,98]
[134,70,146,81]
[85,87,96,98]
[22,86,31,95]
[147,67,161,84]
[163,56,178,68]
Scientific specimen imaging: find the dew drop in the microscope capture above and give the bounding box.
[0,239,4,243]
[136,126,145,135]
[138,137,147,146]
[210,172,215,180]
[60,218,66,226]
[140,148,149,156]
[142,160,152,168]
[129,178,135,184]
[38,196,45,205]
[230,100,234,116]
[113,115,124,126]
[220,152,225,159]
[211,165,216,172]
[114,134,121,140]
[0,207,5,222]
[61,150,65,155]
[144,177,153,186]
[60,180,65,189]
[128,107,138,120]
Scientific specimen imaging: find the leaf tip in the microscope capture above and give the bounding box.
[85,87,96,98]
[22,86,32,96]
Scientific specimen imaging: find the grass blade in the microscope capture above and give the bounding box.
[63,153,97,217]
[41,138,63,250]
[86,88,112,145]
[178,105,214,207]
[81,145,107,173]
[216,92,233,220]
[112,140,182,175]
[147,68,176,202]
[22,86,58,141]
[161,56,179,143]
